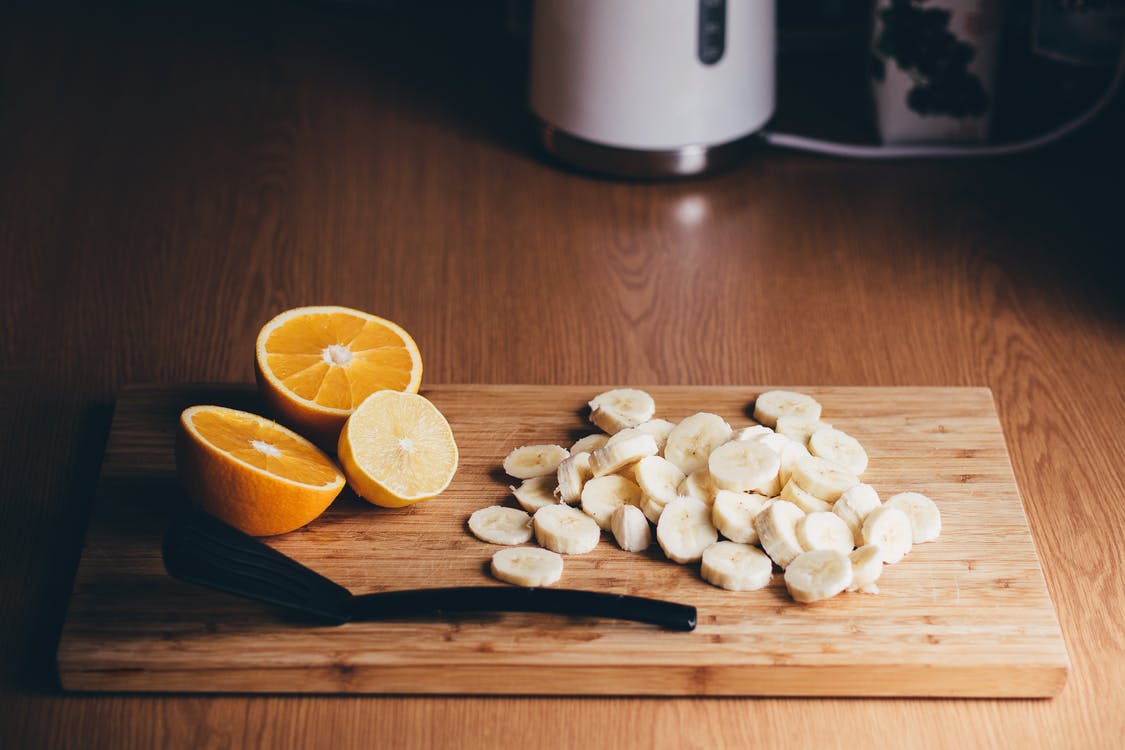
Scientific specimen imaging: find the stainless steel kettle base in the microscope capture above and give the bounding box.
[538,121,760,179]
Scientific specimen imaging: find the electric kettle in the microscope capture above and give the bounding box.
[529,0,776,178]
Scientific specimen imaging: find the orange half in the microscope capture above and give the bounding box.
[176,405,346,536]
[254,306,423,449]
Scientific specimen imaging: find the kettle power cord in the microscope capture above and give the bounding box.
[759,42,1125,159]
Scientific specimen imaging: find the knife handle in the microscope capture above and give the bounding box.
[349,587,697,631]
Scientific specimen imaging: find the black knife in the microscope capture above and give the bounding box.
[162,507,697,632]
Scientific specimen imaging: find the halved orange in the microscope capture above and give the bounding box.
[338,390,458,508]
[176,405,346,536]
[254,306,423,449]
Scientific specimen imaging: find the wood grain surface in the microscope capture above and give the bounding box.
[57,384,1067,697]
[2,2,1123,748]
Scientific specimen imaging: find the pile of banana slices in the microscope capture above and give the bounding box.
[470,388,942,604]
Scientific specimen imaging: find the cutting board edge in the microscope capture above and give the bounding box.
[57,660,1068,698]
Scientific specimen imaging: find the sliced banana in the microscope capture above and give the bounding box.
[790,454,859,502]
[663,412,732,475]
[752,390,822,429]
[677,469,716,506]
[775,416,831,446]
[701,541,773,591]
[784,549,853,603]
[604,426,641,447]
[634,418,676,453]
[861,505,913,564]
[711,490,768,544]
[777,439,811,488]
[729,425,773,442]
[588,433,658,477]
[833,483,881,547]
[746,430,791,457]
[490,546,563,587]
[641,493,670,524]
[588,388,656,435]
[555,451,593,504]
[581,474,642,530]
[752,471,782,498]
[846,544,884,593]
[503,444,570,479]
[808,427,869,475]
[610,504,652,552]
[708,439,780,493]
[570,433,609,455]
[468,505,534,545]
[616,462,641,484]
[780,479,832,513]
[656,497,718,564]
[885,492,942,543]
[634,455,685,505]
[533,504,601,554]
[754,499,806,569]
[795,511,854,554]
[510,475,559,513]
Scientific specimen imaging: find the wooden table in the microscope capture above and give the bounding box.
[2,3,1122,748]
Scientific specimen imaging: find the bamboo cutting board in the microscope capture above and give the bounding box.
[57,384,1068,696]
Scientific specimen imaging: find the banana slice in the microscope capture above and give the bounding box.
[581,474,642,530]
[711,490,768,544]
[846,544,884,593]
[490,547,564,587]
[784,549,853,603]
[533,504,601,554]
[861,505,913,563]
[635,455,686,504]
[780,479,832,513]
[510,475,559,513]
[753,471,782,498]
[615,462,641,484]
[677,469,716,506]
[641,494,669,524]
[503,444,570,479]
[468,506,534,545]
[588,388,656,435]
[570,433,609,455]
[777,439,811,488]
[752,390,822,429]
[754,499,806,569]
[555,451,593,504]
[708,439,781,493]
[663,412,732,475]
[610,504,652,551]
[833,483,881,547]
[775,416,831,446]
[701,541,773,591]
[808,427,869,475]
[795,511,854,554]
[885,492,942,543]
[656,497,718,564]
[790,454,859,502]
[604,426,641,447]
[589,433,659,477]
[634,418,677,453]
[747,431,792,501]
[729,425,773,442]
[746,430,791,456]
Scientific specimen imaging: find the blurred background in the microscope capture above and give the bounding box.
[7,1,1121,164]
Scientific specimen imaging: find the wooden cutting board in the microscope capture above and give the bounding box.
[57,384,1068,696]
